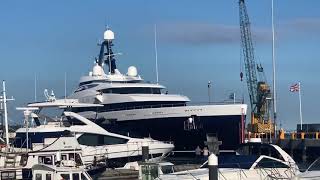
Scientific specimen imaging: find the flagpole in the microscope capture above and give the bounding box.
[298,82,303,131]
[271,0,277,138]
[154,24,159,84]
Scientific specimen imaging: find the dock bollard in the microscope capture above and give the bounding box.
[142,142,149,162]
[208,153,218,180]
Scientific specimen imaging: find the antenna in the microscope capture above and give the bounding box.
[64,72,67,101]
[34,73,37,102]
[271,0,277,137]
[154,24,159,84]
[16,107,39,152]
[44,89,49,100]
[107,40,112,75]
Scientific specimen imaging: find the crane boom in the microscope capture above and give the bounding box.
[239,0,273,136]
[239,0,258,110]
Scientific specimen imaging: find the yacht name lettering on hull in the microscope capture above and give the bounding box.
[152,111,164,115]
[184,109,203,112]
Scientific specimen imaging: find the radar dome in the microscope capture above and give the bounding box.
[92,64,104,76]
[104,29,114,40]
[127,66,138,77]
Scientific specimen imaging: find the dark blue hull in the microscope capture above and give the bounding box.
[100,115,244,151]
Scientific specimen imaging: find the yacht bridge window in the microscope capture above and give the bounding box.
[77,133,128,146]
[74,84,99,93]
[101,87,162,94]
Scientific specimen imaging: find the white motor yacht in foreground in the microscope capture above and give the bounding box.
[21,99,174,167]
[157,143,300,179]
[68,29,248,151]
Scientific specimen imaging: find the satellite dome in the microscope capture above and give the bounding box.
[92,64,104,76]
[127,66,138,77]
[104,29,115,40]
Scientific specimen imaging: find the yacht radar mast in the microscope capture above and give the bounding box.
[98,29,117,74]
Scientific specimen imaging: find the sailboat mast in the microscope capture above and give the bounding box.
[2,81,9,148]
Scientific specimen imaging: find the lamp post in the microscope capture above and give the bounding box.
[208,81,212,104]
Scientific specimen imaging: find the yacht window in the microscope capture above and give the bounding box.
[36,174,42,180]
[78,133,128,146]
[101,88,112,93]
[72,173,80,180]
[44,157,52,165]
[69,153,75,160]
[81,173,90,180]
[39,156,53,165]
[152,88,161,94]
[101,87,161,94]
[75,153,83,166]
[1,172,16,179]
[60,174,70,180]
[75,84,98,93]
[255,158,289,168]
[103,135,128,145]
[78,134,99,146]
[161,165,174,174]
[75,86,86,93]
[87,84,98,89]
[46,174,52,180]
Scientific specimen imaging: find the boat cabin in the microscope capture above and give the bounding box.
[32,164,92,180]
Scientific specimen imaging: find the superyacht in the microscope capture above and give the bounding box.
[68,29,248,151]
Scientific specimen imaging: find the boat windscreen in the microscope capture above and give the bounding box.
[201,155,258,169]
[218,155,259,169]
[36,114,60,124]
[308,158,320,171]
[218,155,258,169]
[236,143,284,161]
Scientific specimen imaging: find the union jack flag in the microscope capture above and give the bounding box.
[290,83,300,92]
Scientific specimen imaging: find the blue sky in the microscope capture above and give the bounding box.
[1,0,320,130]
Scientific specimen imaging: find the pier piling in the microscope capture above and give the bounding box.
[208,153,218,180]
